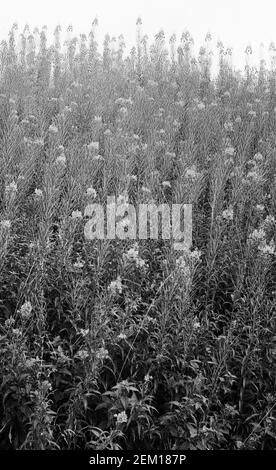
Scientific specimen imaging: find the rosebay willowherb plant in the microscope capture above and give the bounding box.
[0,20,275,450]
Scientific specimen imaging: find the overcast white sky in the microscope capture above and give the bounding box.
[1,0,275,69]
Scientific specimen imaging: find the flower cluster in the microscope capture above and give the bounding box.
[221,206,234,221]
[5,181,17,193]
[108,276,123,295]
[34,188,43,197]
[88,141,99,152]
[248,226,275,256]
[115,411,128,424]
[19,301,32,320]
[75,349,89,360]
[86,187,97,198]
[49,124,58,134]
[56,154,66,166]
[123,244,147,268]
[71,210,82,220]
[224,146,235,156]
[185,166,201,180]
[0,219,11,230]
[96,347,109,361]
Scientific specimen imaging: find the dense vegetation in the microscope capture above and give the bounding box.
[0,21,275,450]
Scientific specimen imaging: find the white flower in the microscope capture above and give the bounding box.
[165,151,176,159]
[96,347,109,360]
[123,244,147,268]
[75,349,89,360]
[258,240,275,256]
[248,110,256,118]
[25,359,38,369]
[151,170,159,178]
[249,228,266,243]
[247,170,262,182]
[224,121,234,132]
[71,210,82,220]
[148,79,158,87]
[255,204,265,212]
[74,260,84,269]
[5,317,15,328]
[34,188,43,197]
[115,97,126,105]
[135,258,146,268]
[175,257,191,279]
[177,248,202,266]
[144,373,153,383]
[63,106,72,114]
[193,319,201,330]
[41,381,53,392]
[56,154,66,166]
[141,186,151,194]
[33,138,44,146]
[262,215,275,228]
[117,333,127,340]
[49,124,58,134]
[86,187,97,198]
[108,276,123,295]
[0,219,11,229]
[254,152,263,162]
[189,248,202,261]
[94,116,102,123]
[197,102,205,110]
[88,141,99,152]
[225,146,235,156]
[80,329,89,337]
[56,345,70,362]
[162,181,171,188]
[19,301,32,320]
[5,181,17,192]
[93,154,104,161]
[119,106,128,115]
[12,328,22,336]
[123,246,138,260]
[222,207,234,221]
[185,166,200,179]
[115,411,128,424]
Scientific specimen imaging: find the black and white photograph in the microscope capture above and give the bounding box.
[0,0,275,461]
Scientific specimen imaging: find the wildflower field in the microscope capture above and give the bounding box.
[0,21,276,450]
